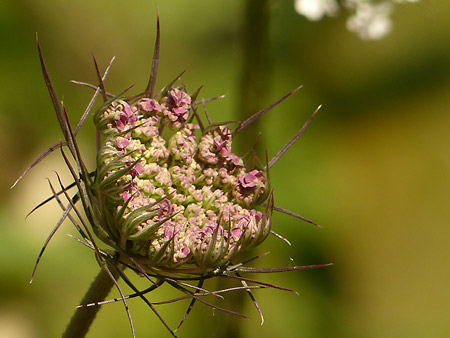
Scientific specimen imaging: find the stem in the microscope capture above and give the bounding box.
[213,1,272,337]
[235,0,272,155]
[62,266,122,338]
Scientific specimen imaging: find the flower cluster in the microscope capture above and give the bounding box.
[94,89,271,274]
[23,20,331,338]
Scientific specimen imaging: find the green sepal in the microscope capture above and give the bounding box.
[127,212,177,241]
[122,208,159,236]
[99,157,142,189]
[150,235,175,266]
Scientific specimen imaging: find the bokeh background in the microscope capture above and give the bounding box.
[1,1,449,337]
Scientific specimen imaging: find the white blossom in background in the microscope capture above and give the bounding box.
[294,0,339,21]
[294,0,420,40]
[346,1,393,40]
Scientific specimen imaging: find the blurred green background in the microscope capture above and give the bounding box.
[1,1,450,337]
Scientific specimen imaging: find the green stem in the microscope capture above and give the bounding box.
[213,1,272,337]
[235,0,272,155]
[62,266,122,338]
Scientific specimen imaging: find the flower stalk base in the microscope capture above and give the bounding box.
[62,265,123,338]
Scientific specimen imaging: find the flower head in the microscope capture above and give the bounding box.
[95,91,271,274]
[21,19,330,338]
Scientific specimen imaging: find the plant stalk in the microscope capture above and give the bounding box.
[213,1,272,337]
[62,265,122,338]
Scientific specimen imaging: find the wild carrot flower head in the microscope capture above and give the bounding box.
[93,90,271,274]
[19,17,329,338]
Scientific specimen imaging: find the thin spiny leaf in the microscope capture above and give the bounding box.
[36,34,66,140]
[176,280,203,330]
[91,208,161,286]
[180,293,248,319]
[77,283,160,308]
[156,70,186,99]
[268,104,321,169]
[227,252,271,272]
[270,230,292,246]
[236,271,264,325]
[165,278,223,298]
[30,179,73,283]
[26,175,83,219]
[53,171,91,241]
[11,141,64,189]
[52,173,85,237]
[70,80,115,98]
[193,94,226,107]
[76,277,256,309]
[92,52,108,102]
[66,234,98,253]
[91,53,110,151]
[220,274,298,294]
[189,85,203,103]
[167,280,248,320]
[268,204,322,228]
[102,264,136,338]
[188,86,205,131]
[74,56,116,135]
[239,134,262,169]
[145,12,160,98]
[178,76,189,95]
[66,219,160,289]
[236,263,333,274]
[210,285,265,295]
[202,98,213,125]
[59,148,113,258]
[202,120,239,135]
[151,286,265,306]
[60,104,91,194]
[234,86,302,135]
[116,269,178,338]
